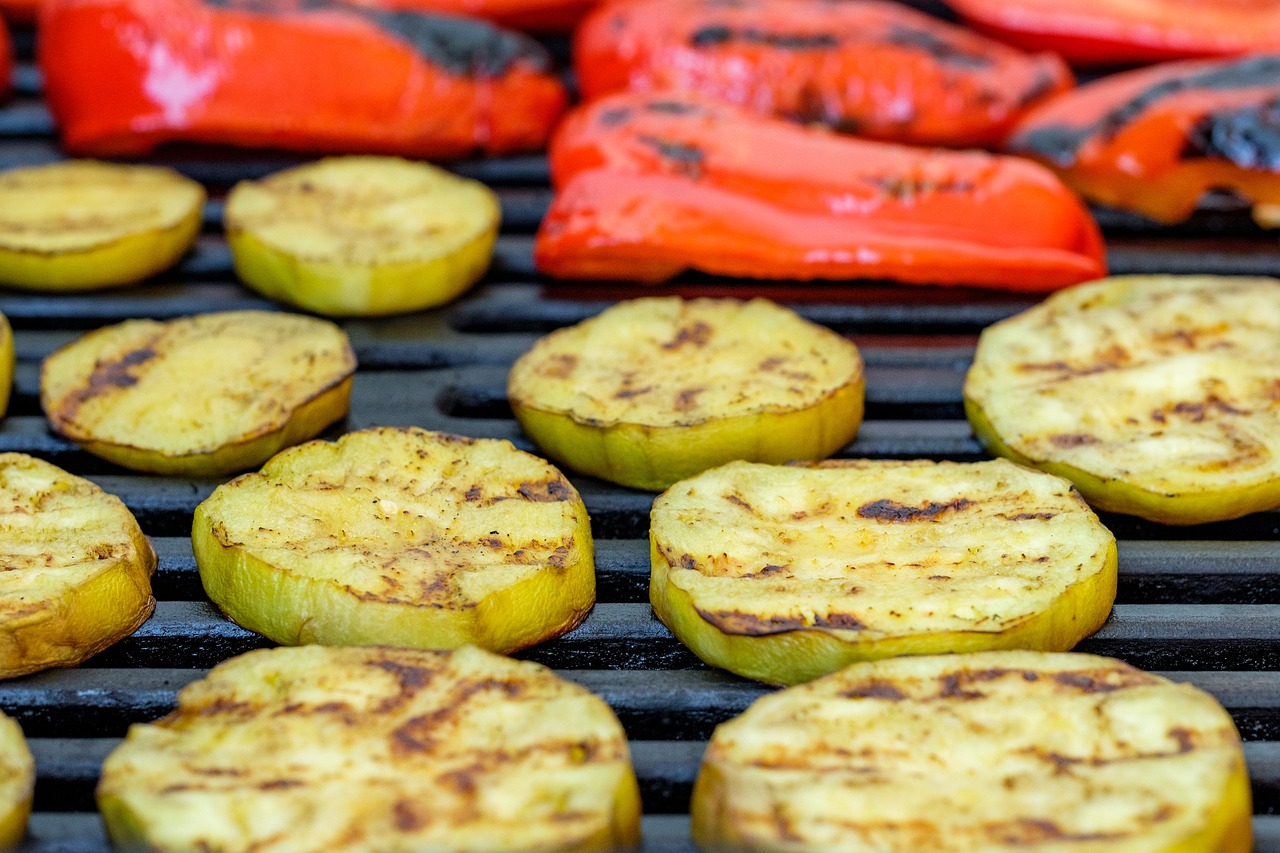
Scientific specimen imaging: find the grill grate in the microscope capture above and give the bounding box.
[8,13,1280,850]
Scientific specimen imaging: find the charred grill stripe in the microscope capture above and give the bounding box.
[636,135,705,179]
[516,478,573,502]
[1184,97,1280,169]
[54,340,161,429]
[856,497,974,522]
[884,26,989,69]
[688,25,841,50]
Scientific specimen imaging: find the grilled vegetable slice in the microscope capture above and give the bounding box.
[692,650,1251,852]
[97,645,642,853]
[193,427,594,652]
[574,0,1071,148]
[0,161,203,291]
[0,311,11,420]
[40,0,567,159]
[948,0,1280,65]
[226,157,499,317]
[966,275,1280,525]
[1008,55,1280,226]
[41,311,355,476]
[651,459,1115,685]
[0,453,155,679]
[508,298,864,491]
[344,0,599,32]
[538,93,1106,289]
[0,712,32,848]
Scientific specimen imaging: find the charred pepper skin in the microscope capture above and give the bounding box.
[0,1,38,22]
[342,0,599,33]
[946,0,1280,66]
[1009,54,1280,225]
[573,0,1072,148]
[39,0,567,159]
[537,93,1106,290]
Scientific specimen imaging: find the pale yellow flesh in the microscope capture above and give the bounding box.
[0,714,33,848]
[693,650,1251,853]
[508,297,865,491]
[0,453,155,679]
[0,313,12,419]
[0,160,204,291]
[225,156,500,316]
[193,426,595,653]
[40,311,356,476]
[965,275,1280,525]
[651,459,1116,685]
[97,645,642,853]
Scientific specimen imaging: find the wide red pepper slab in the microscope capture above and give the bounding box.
[0,1,37,22]
[946,0,1280,66]
[1008,54,1280,225]
[537,94,1106,290]
[40,0,567,158]
[0,19,9,102]
[573,0,1071,149]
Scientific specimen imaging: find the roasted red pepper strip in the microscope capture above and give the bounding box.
[946,0,1280,66]
[1008,54,1280,225]
[344,0,598,33]
[573,0,1072,148]
[0,1,38,23]
[537,93,1106,289]
[40,0,567,158]
[0,19,9,102]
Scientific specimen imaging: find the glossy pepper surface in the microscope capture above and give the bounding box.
[946,0,1280,66]
[40,0,567,158]
[573,0,1072,148]
[0,19,9,102]
[1008,54,1280,225]
[536,93,1107,290]
[0,1,38,22]
[344,0,598,32]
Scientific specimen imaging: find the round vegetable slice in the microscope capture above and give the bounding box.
[650,459,1116,685]
[193,427,594,652]
[0,161,204,291]
[0,712,32,848]
[692,650,1251,853]
[0,311,12,419]
[0,453,155,679]
[225,156,500,316]
[40,310,355,476]
[508,297,864,491]
[97,645,642,853]
[965,275,1280,525]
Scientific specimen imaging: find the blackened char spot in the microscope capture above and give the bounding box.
[646,99,703,115]
[813,613,866,630]
[857,497,973,522]
[597,107,632,127]
[689,25,840,50]
[1013,54,1280,166]
[1185,96,1280,168]
[689,24,733,46]
[637,135,705,178]
[842,681,906,701]
[697,608,806,635]
[885,25,989,69]
[517,478,573,502]
[57,345,159,427]
[1050,433,1099,448]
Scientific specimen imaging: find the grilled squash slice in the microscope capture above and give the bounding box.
[0,311,11,419]
[651,459,1116,685]
[0,712,32,848]
[0,161,203,291]
[966,275,1280,525]
[193,427,594,652]
[0,453,155,679]
[97,645,642,853]
[225,157,500,317]
[508,298,864,491]
[41,311,355,476]
[692,650,1251,853]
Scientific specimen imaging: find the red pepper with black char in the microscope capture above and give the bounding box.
[344,0,598,33]
[946,0,1280,66]
[573,0,1072,148]
[0,1,38,22]
[537,93,1106,290]
[40,0,567,158]
[1008,54,1280,225]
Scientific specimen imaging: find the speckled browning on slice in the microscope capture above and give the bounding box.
[508,297,863,428]
[97,645,640,852]
[965,276,1280,499]
[694,650,1248,852]
[40,311,355,456]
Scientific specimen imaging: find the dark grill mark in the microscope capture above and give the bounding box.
[884,25,989,69]
[597,107,632,128]
[725,494,753,511]
[1184,97,1280,169]
[814,613,866,630]
[675,388,704,412]
[1052,670,1157,693]
[646,99,704,115]
[689,25,841,50]
[614,386,654,399]
[857,497,974,522]
[517,478,573,502]
[57,344,159,428]
[697,608,806,635]
[841,681,906,701]
[1049,433,1099,448]
[1000,512,1056,521]
[663,321,713,349]
[637,135,706,179]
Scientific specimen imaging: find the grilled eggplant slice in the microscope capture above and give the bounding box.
[97,645,642,853]
[508,298,864,491]
[41,311,355,476]
[226,157,500,317]
[0,161,203,291]
[0,453,155,679]
[692,650,1251,852]
[966,275,1280,525]
[193,427,594,652]
[650,459,1116,685]
[0,712,32,848]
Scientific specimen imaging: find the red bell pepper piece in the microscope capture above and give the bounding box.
[536,93,1106,290]
[344,0,599,33]
[946,0,1280,66]
[0,1,38,23]
[0,18,9,102]
[1008,54,1280,225]
[39,0,567,158]
[573,0,1072,148]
